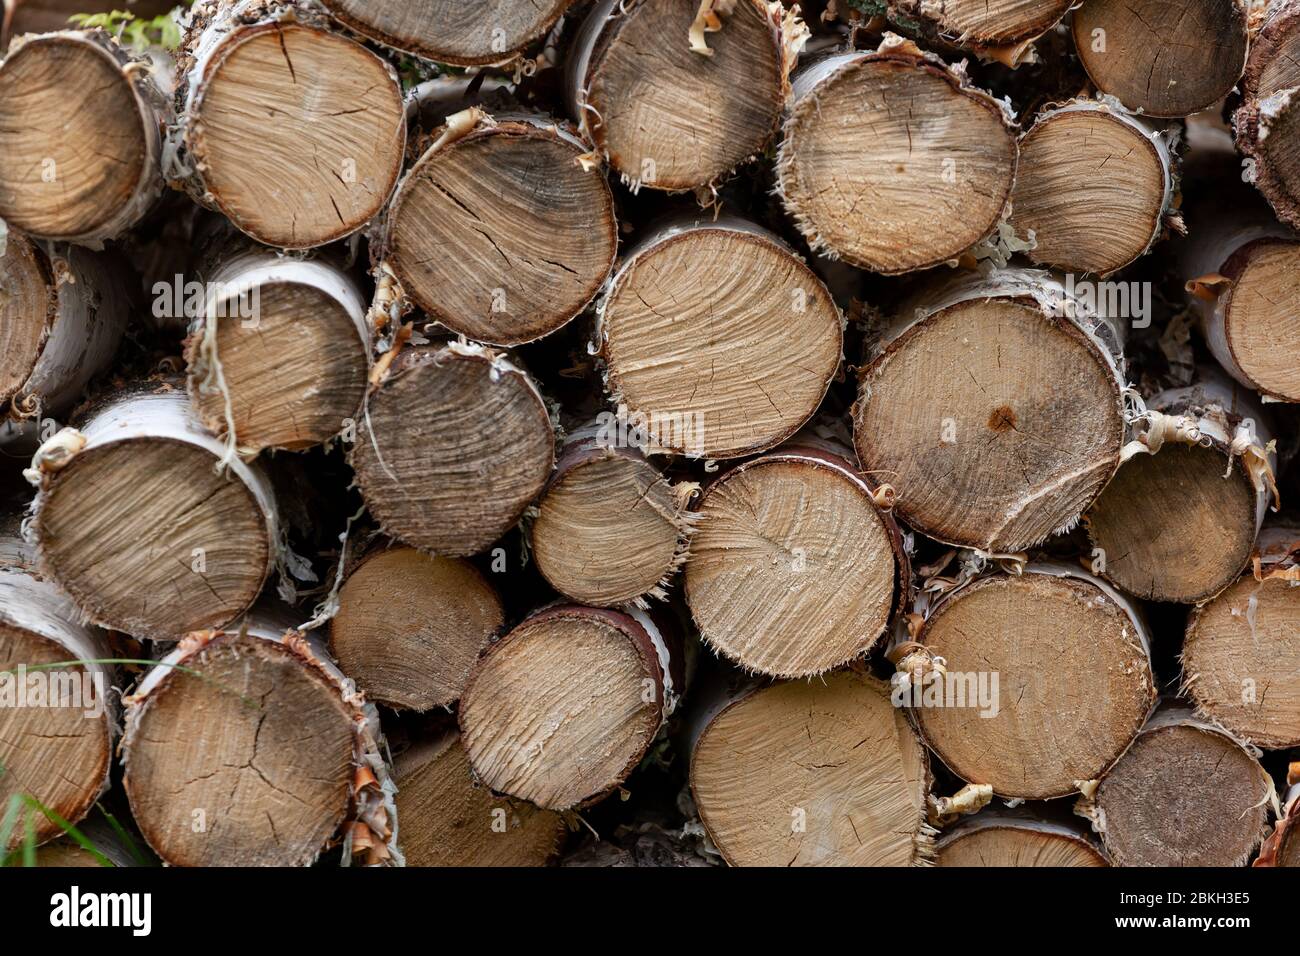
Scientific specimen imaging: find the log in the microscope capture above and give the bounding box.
[381,111,618,347]
[174,0,406,249]
[30,385,280,641]
[458,605,678,811]
[0,235,129,419]
[328,543,504,711]
[567,0,795,192]
[689,669,933,867]
[776,38,1018,275]
[393,730,566,867]
[351,343,555,558]
[598,218,842,460]
[1009,100,1178,276]
[0,28,165,244]
[935,810,1108,867]
[1084,372,1277,604]
[911,563,1156,801]
[1072,0,1249,118]
[885,0,1074,52]
[1078,707,1272,867]
[1255,772,1299,867]
[531,430,693,608]
[319,0,574,67]
[852,268,1127,553]
[1235,0,1300,232]
[1182,523,1300,749]
[183,241,371,456]
[684,441,907,678]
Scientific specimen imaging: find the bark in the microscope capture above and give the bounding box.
[0,28,166,244]
[1235,0,1300,232]
[776,36,1018,275]
[935,807,1109,867]
[172,0,406,249]
[1255,775,1300,867]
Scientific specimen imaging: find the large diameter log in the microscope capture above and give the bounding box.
[776,41,1018,275]
[1081,708,1272,867]
[1183,525,1300,749]
[598,219,842,460]
[184,245,370,455]
[175,0,406,249]
[0,29,165,244]
[328,544,504,711]
[1235,0,1300,232]
[320,0,574,67]
[0,235,128,418]
[394,731,566,867]
[887,0,1073,49]
[351,344,555,558]
[459,605,678,811]
[30,387,280,641]
[567,0,794,192]
[122,619,398,866]
[689,671,933,867]
[684,444,906,678]
[382,113,617,347]
[1084,373,1277,604]
[1072,0,1249,118]
[935,811,1108,867]
[852,268,1126,553]
[912,564,1156,801]
[1009,101,1178,276]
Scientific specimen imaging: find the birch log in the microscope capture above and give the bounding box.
[689,670,933,867]
[1256,776,1300,867]
[0,235,129,418]
[886,0,1074,52]
[598,218,842,460]
[351,344,555,558]
[30,386,280,641]
[459,605,678,811]
[910,564,1156,801]
[328,543,504,711]
[0,29,165,244]
[381,113,617,347]
[1235,0,1300,231]
[777,39,1018,275]
[935,810,1108,867]
[174,0,406,249]
[567,0,794,192]
[1072,0,1249,118]
[852,268,1127,553]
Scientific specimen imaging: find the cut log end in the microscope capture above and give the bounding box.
[894,0,1075,47]
[1215,240,1300,402]
[329,547,504,711]
[0,233,54,407]
[936,819,1108,867]
[685,453,899,678]
[690,672,931,867]
[915,571,1155,801]
[459,606,666,811]
[386,121,617,346]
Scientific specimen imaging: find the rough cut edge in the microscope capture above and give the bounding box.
[1235,0,1300,228]
[1254,781,1300,867]
[933,805,1110,864]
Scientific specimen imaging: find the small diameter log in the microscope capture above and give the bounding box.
[531,432,692,607]
[1256,778,1300,867]
[31,387,280,641]
[175,0,406,249]
[689,670,932,867]
[123,618,398,866]
[913,564,1156,801]
[184,245,370,455]
[329,544,504,711]
[935,811,1108,867]
[1082,708,1272,867]
[382,112,617,347]
[1084,373,1277,604]
[320,0,573,67]
[352,344,555,558]
[0,235,129,418]
[853,268,1126,553]
[684,442,906,678]
[599,219,842,460]
[0,542,115,850]
[776,39,1018,275]
[1183,524,1300,749]
[567,0,794,191]
[1235,0,1300,231]
[394,730,566,867]
[0,29,164,243]
[887,0,1074,51]
[459,605,678,811]
[1009,100,1177,276]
